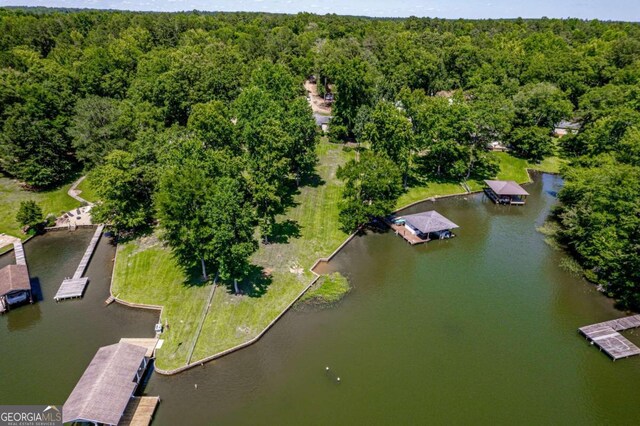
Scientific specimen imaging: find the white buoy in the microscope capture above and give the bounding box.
[337,377,341,382]
[195,384,198,389]
[325,366,329,371]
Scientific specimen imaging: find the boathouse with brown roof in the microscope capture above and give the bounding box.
[63,342,158,426]
[484,180,529,205]
[0,264,31,310]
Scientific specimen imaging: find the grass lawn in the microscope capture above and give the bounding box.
[111,235,211,368]
[0,174,80,238]
[113,145,562,370]
[75,174,99,203]
[112,140,355,370]
[528,156,566,174]
[396,152,560,209]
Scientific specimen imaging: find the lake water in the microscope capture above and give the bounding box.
[0,229,158,405]
[2,173,639,425]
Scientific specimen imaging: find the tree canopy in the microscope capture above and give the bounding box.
[0,8,639,304]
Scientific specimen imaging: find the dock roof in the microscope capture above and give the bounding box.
[63,342,148,426]
[484,180,529,196]
[0,264,30,296]
[399,210,459,234]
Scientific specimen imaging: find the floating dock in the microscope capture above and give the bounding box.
[579,315,640,360]
[119,396,160,426]
[54,224,104,301]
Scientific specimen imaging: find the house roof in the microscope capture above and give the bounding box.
[484,180,530,196]
[399,210,459,234]
[0,264,30,296]
[313,113,332,126]
[555,120,581,130]
[63,342,148,425]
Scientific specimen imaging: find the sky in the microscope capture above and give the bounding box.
[0,0,639,21]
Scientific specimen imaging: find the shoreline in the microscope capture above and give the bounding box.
[112,168,541,375]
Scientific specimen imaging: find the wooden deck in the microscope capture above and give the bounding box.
[119,396,160,426]
[54,225,104,301]
[54,277,89,301]
[120,338,159,358]
[579,315,640,360]
[386,221,429,245]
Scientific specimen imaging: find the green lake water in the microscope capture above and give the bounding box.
[2,173,640,424]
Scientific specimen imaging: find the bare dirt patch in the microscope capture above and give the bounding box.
[304,80,332,115]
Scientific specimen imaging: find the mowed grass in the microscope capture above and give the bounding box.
[0,174,80,238]
[113,140,354,370]
[528,156,566,174]
[111,236,211,369]
[113,145,562,370]
[191,141,354,360]
[75,175,99,203]
[396,152,558,209]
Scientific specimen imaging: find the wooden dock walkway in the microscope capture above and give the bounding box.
[119,338,159,358]
[13,241,26,266]
[119,396,160,426]
[386,220,429,245]
[54,225,104,301]
[579,315,640,360]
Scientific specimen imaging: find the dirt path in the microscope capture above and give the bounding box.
[304,80,332,115]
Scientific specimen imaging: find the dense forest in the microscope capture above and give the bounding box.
[0,9,638,306]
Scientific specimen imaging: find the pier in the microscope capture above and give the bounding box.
[13,241,26,266]
[119,396,160,426]
[579,315,640,360]
[54,224,104,301]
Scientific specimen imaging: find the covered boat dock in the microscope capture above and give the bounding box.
[0,241,32,313]
[389,210,459,245]
[484,180,529,205]
[63,341,160,426]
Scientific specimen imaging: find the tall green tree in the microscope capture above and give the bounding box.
[363,100,414,186]
[243,119,292,242]
[16,200,43,232]
[69,96,131,168]
[91,150,155,234]
[332,57,375,136]
[336,151,403,232]
[510,126,553,160]
[513,82,573,130]
[155,136,255,280]
[555,158,640,309]
[187,100,236,150]
[202,176,258,293]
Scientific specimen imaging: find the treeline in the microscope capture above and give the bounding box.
[0,9,639,295]
[1,9,639,188]
[553,82,640,309]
